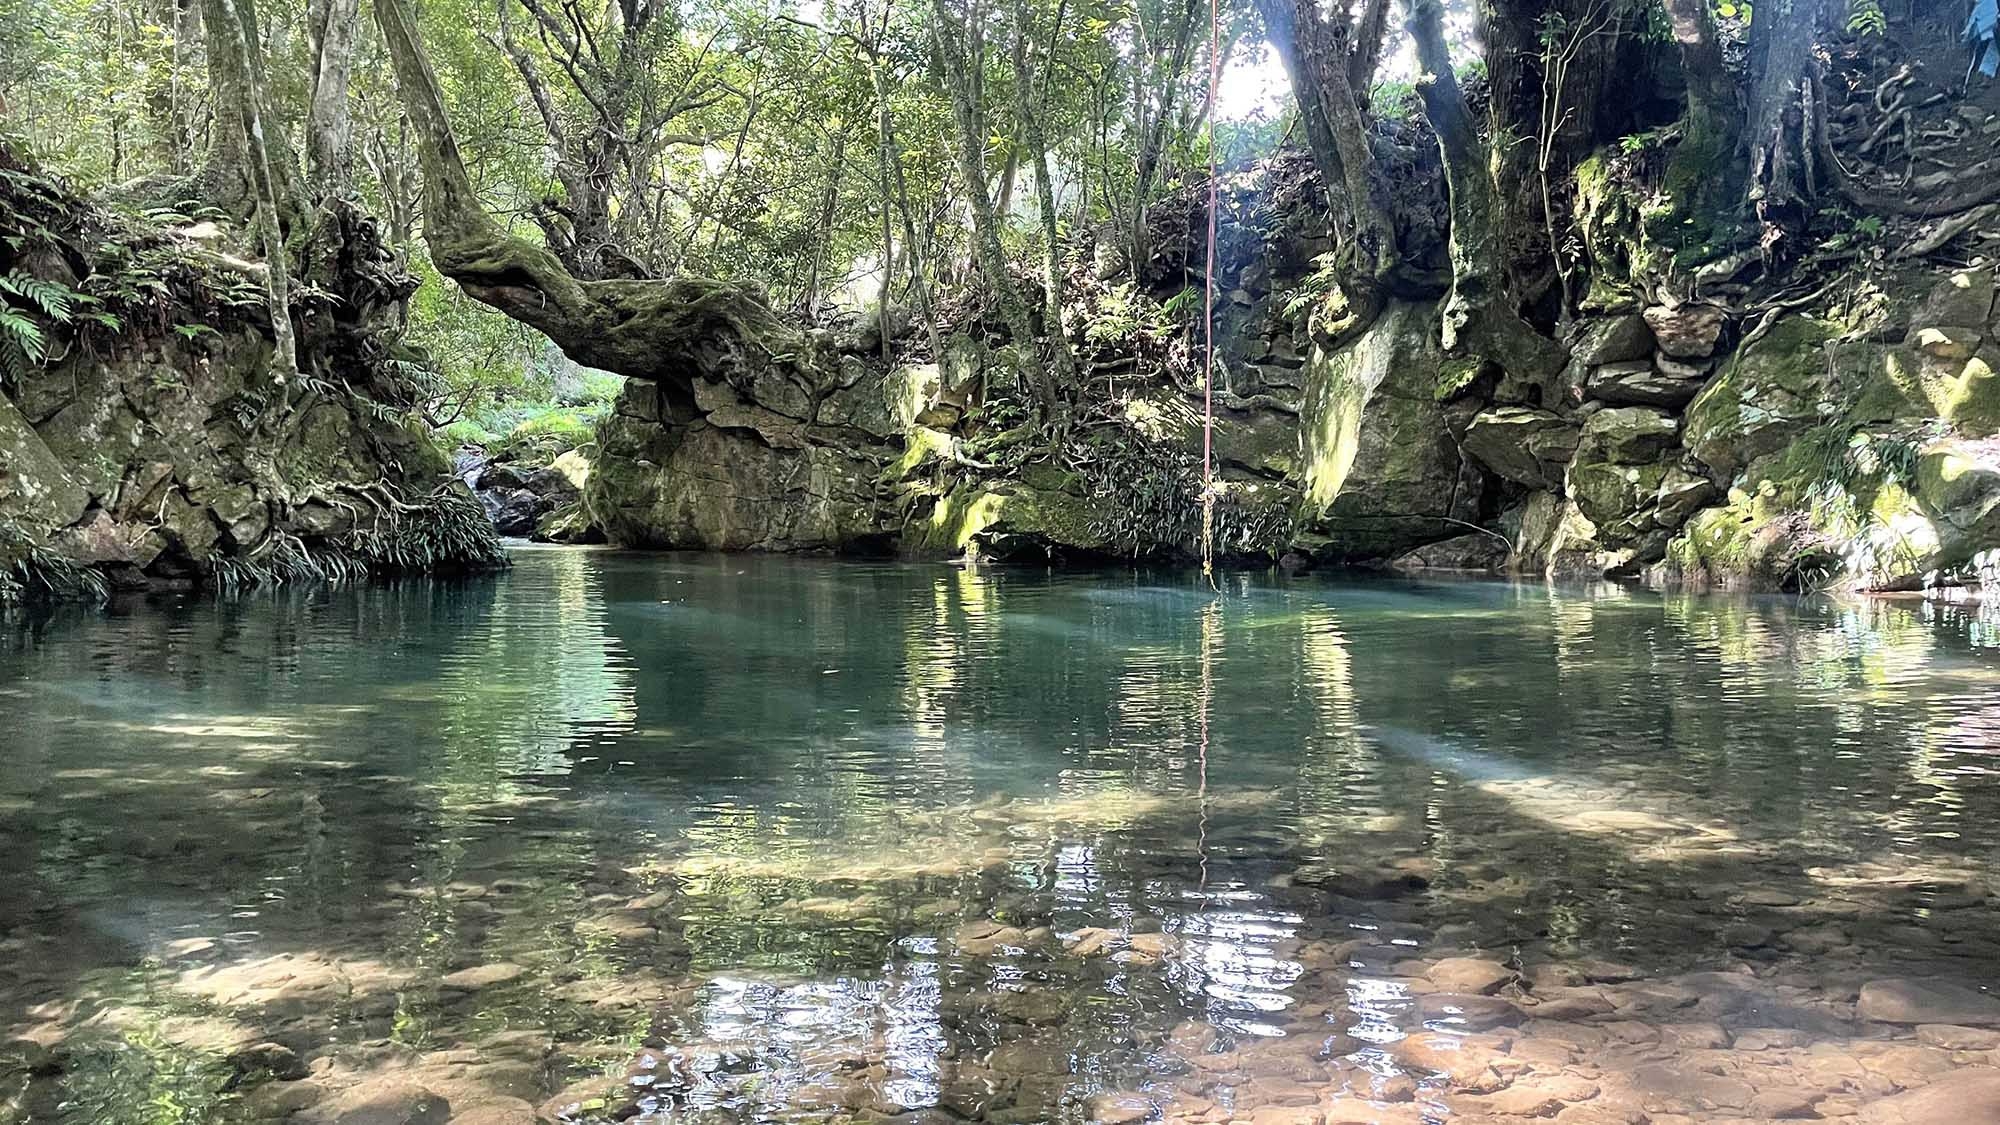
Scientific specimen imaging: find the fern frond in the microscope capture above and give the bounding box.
[0,272,77,323]
[0,309,47,362]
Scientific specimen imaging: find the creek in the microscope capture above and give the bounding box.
[3,549,1999,1122]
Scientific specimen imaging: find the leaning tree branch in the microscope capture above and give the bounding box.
[373,0,817,388]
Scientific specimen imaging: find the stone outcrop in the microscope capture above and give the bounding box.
[463,447,598,542]
[1659,266,2000,589]
[580,163,1488,567]
[0,157,501,600]
[1296,301,1483,560]
[586,350,932,553]
[560,153,1999,591]
[1462,408,1577,491]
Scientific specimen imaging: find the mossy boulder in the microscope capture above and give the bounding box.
[587,386,891,552]
[1661,424,1947,590]
[1666,491,1822,589]
[1885,345,2000,437]
[1463,408,1577,490]
[1570,458,1668,540]
[0,394,90,534]
[1912,440,2000,565]
[1293,300,1481,559]
[1579,406,1679,464]
[1569,314,1655,366]
[904,481,1111,560]
[1909,267,1996,333]
[1685,316,1838,479]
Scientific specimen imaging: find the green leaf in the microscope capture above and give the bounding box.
[0,309,48,362]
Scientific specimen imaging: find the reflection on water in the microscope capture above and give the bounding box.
[3,549,2000,1122]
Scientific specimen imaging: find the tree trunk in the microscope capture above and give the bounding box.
[1659,0,1740,228]
[928,0,1055,413]
[1012,0,1077,388]
[188,0,301,225]
[305,0,359,196]
[1253,0,1398,282]
[194,0,255,210]
[373,0,853,397]
[1745,0,1827,260]
[216,0,298,384]
[1404,0,1564,399]
[1129,0,1201,268]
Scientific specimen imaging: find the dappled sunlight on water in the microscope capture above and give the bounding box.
[4,550,2000,1121]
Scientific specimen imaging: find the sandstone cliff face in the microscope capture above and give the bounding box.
[0,159,500,602]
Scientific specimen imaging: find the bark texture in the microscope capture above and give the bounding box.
[1253,0,1399,282]
[375,0,824,389]
[1404,0,1565,399]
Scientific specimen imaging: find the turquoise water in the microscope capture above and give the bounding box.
[2,548,1999,1122]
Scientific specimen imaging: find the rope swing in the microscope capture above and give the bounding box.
[1199,0,1221,587]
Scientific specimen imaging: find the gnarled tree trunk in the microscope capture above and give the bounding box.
[1745,0,1827,260]
[1254,0,1399,285]
[1403,0,1565,399]
[1659,0,1741,230]
[374,0,819,390]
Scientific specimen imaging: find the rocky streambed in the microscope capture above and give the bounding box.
[13,791,2000,1125]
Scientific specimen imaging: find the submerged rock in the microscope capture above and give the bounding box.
[1425,957,1515,996]
[1858,979,2000,1026]
[438,963,526,992]
[1857,1070,2000,1123]
[298,1078,449,1125]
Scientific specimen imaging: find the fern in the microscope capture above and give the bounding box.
[1,337,31,385]
[1160,287,1202,325]
[1276,253,1342,321]
[1847,0,1886,35]
[0,271,78,323]
[0,308,46,362]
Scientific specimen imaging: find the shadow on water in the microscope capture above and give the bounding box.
[1,550,1999,1120]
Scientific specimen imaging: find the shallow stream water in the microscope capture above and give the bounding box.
[3,549,2000,1123]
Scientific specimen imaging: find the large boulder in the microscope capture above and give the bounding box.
[1463,408,1578,490]
[904,478,1115,560]
[1580,406,1679,464]
[1390,531,1510,572]
[1886,344,2000,437]
[1293,300,1483,559]
[1913,440,2000,567]
[588,378,893,552]
[1569,313,1655,366]
[0,394,90,533]
[1685,316,1839,479]
[1908,266,1996,332]
[1569,458,1669,537]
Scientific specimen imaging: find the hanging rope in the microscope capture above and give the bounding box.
[1199,0,1221,587]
